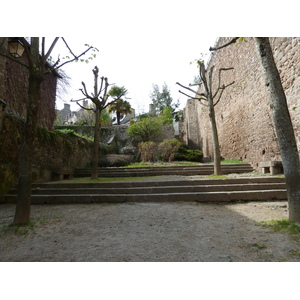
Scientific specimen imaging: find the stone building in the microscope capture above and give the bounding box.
[182,37,300,169]
[0,37,59,130]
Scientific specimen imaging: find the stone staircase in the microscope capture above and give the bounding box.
[2,176,287,204]
[74,163,254,178]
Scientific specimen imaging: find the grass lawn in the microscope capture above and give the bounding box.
[106,159,246,169]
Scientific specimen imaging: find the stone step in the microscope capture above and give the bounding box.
[31,176,286,188]
[2,177,287,204]
[74,164,254,177]
[2,189,287,204]
[13,182,286,195]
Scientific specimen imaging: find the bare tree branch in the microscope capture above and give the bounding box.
[45,37,60,61]
[61,38,78,58]
[51,55,61,69]
[71,97,86,102]
[209,37,239,51]
[212,67,234,100]
[54,45,93,70]
[80,82,92,99]
[189,82,201,87]
[97,76,105,98]
[76,101,95,112]
[199,62,210,96]
[176,82,207,99]
[213,81,235,107]
[178,90,207,102]
[42,37,45,59]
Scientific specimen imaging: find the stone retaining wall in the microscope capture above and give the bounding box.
[182,37,300,168]
[0,113,93,195]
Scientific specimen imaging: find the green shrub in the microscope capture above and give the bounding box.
[139,141,157,162]
[54,128,78,137]
[127,117,163,143]
[174,145,203,162]
[158,138,181,162]
[98,154,132,167]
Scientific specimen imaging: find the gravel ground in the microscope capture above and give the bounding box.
[1,200,300,262]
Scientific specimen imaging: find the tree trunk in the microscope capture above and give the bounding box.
[116,111,121,125]
[254,37,300,222]
[91,106,101,179]
[14,38,42,224]
[208,95,222,175]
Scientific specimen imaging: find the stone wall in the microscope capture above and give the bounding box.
[182,37,300,168]
[0,37,58,130]
[0,113,93,195]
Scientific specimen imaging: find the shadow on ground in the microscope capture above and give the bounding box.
[1,200,300,262]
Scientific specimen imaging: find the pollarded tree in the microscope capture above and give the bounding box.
[177,62,234,175]
[0,37,97,224]
[107,86,131,125]
[72,67,128,179]
[210,37,300,222]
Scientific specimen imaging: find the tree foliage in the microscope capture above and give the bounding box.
[127,116,163,143]
[150,83,180,117]
[107,86,131,125]
[159,107,174,125]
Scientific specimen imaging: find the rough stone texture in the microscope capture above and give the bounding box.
[0,113,93,194]
[182,37,300,169]
[0,37,58,130]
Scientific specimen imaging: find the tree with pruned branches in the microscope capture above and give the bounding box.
[177,61,234,175]
[72,66,128,179]
[0,37,97,224]
[210,37,300,223]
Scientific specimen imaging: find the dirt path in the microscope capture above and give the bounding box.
[1,200,300,262]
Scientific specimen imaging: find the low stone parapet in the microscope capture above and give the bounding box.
[52,168,74,181]
[259,161,283,175]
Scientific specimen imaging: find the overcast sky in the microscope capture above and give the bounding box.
[51,33,216,114]
[6,0,296,116]
[49,0,219,114]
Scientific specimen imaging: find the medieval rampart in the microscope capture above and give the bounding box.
[182,37,300,169]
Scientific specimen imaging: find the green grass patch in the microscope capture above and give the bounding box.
[113,161,201,168]
[1,220,36,235]
[1,217,63,235]
[261,219,300,234]
[207,174,229,179]
[249,243,267,250]
[221,159,246,164]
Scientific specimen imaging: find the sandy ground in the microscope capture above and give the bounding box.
[1,199,300,262]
